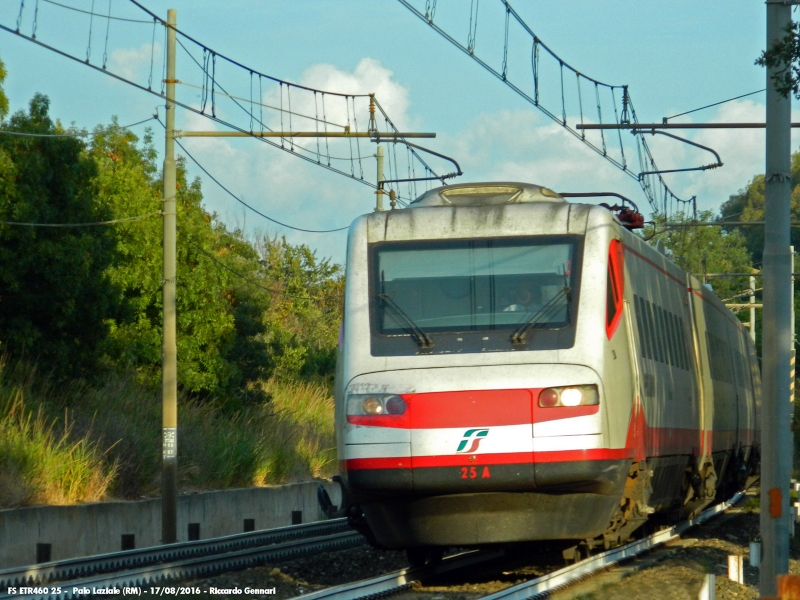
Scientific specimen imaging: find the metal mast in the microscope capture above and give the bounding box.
[760,0,793,594]
[161,7,178,545]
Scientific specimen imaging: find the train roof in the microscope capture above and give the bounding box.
[409,182,565,207]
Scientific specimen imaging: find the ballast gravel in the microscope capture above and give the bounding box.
[183,492,788,600]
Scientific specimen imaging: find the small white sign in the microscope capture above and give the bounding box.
[163,427,177,460]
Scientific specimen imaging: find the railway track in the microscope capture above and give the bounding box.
[0,518,362,600]
[0,491,745,600]
[292,491,744,600]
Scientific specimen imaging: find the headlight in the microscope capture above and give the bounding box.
[538,385,599,408]
[362,396,383,415]
[347,394,407,416]
[560,388,583,407]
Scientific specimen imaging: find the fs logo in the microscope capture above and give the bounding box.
[456,428,489,453]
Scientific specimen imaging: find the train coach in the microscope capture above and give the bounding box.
[332,182,760,561]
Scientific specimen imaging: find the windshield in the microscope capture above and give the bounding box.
[373,237,578,335]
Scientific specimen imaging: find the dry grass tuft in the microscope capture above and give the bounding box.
[0,365,117,507]
[0,358,338,508]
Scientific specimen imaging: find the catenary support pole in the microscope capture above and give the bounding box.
[791,248,795,489]
[760,1,793,594]
[161,8,178,545]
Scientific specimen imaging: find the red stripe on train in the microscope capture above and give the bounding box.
[345,448,635,471]
[346,389,600,429]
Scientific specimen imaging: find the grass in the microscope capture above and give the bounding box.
[0,362,116,507]
[0,358,337,508]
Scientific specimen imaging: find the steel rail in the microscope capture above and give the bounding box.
[285,491,744,600]
[4,531,364,600]
[292,548,507,600]
[480,491,744,600]
[0,518,349,590]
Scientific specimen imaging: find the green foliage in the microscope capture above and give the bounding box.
[0,57,8,120]
[0,358,336,506]
[258,237,344,381]
[0,95,119,377]
[720,151,800,263]
[86,123,343,399]
[756,21,800,98]
[0,104,343,399]
[0,358,116,507]
[643,210,754,301]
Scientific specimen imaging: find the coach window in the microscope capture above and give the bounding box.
[646,300,662,363]
[707,332,717,381]
[606,240,624,339]
[678,317,691,369]
[664,309,676,367]
[634,295,647,359]
[667,312,680,369]
[668,313,684,369]
[663,310,674,367]
[654,305,668,365]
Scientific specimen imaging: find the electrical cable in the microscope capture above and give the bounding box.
[165,121,350,233]
[0,210,161,227]
[43,0,151,22]
[0,115,157,137]
[397,0,694,216]
[188,239,342,301]
[129,0,368,99]
[176,80,347,130]
[2,2,442,203]
[663,89,766,122]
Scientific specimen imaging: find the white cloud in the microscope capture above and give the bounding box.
[108,42,161,84]
[439,109,644,205]
[437,99,800,217]
[175,58,415,263]
[178,59,798,267]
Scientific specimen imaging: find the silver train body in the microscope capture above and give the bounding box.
[334,182,760,550]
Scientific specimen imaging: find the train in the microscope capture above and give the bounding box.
[330,182,760,563]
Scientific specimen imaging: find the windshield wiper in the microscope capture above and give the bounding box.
[379,293,435,349]
[510,286,571,345]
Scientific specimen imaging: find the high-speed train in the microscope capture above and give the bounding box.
[332,182,760,561]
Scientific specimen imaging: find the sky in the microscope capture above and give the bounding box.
[0,0,792,263]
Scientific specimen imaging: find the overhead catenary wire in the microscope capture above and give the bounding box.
[172,82,347,131]
[0,115,158,137]
[188,239,342,301]
[42,0,152,23]
[165,121,350,233]
[0,210,161,227]
[397,0,693,217]
[663,88,766,122]
[4,1,450,203]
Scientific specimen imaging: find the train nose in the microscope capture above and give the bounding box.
[404,389,535,492]
[342,364,609,494]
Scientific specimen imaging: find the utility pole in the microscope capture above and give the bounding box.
[161,7,178,545]
[760,0,793,594]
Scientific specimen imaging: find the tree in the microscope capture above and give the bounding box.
[756,21,800,98]
[89,123,257,396]
[0,57,343,399]
[257,236,344,381]
[644,210,754,303]
[0,58,8,120]
[720,151,800,264]
[0,94,118,377]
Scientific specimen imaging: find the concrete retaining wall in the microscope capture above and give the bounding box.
[0,481,341,569]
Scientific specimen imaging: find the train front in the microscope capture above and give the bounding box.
[335,183,632,550]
